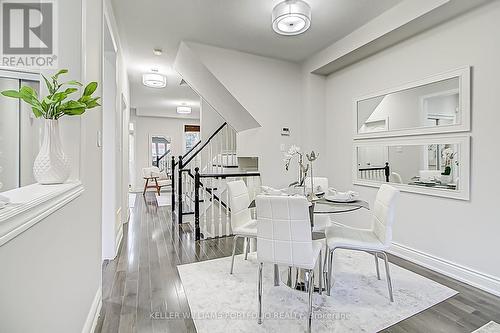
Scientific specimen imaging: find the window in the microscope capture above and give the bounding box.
[184,125,200,152]
[0,70,41,192]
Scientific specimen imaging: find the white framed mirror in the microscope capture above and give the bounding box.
[353,134,470,200]
[354,67,470,139]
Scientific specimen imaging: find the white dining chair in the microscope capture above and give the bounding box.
[391,172,403,184]
[256,195,323,333]
[305,176,329,193]
[227,180,257,274]
[324,184,399,301]
[305,177,334,233]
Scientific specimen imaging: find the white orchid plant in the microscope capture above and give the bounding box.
[283,145,309,186]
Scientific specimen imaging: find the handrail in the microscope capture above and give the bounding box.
[193,167,261,240]
[182,122,227,167]
[359,162,390,182]
[182,140,201,160]
[198,172,261,179]
[156,149,171,166]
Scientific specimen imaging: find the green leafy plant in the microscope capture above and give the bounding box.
[1,69,100,119]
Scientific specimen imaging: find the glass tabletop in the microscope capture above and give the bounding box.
[313,199,369,214]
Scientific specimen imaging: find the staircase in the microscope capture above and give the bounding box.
[171,123,261,240]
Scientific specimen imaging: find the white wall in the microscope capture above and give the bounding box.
[320,1,500,294]
[0,0,104,332]
[188,42,303,188]
[131,113,199,191]
[101,0,130,260]
[200,99,224,142]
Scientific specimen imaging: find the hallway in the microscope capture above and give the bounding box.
[95,192,246,333]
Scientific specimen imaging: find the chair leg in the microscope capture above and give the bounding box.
[143,178,149,196]
[305,270,314,333]
[230,235,239,274]
[257,262,263,325]
[155,178,160,196]
[318,250,323,295]
[380,251,394,302]
[374,252,381,280]
[274,264,280,287]
[327,248,335,296]
[244,237,250,260]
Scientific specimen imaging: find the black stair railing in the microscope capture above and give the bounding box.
[172,122,230,224]
[193,167,261,241]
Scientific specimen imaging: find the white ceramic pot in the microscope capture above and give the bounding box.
[33,119,71,184]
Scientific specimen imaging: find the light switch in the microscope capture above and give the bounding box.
[280,143,286,152]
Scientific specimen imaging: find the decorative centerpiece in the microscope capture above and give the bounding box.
[440,147,457,184]
[306,150,319,201]
[284,145,309,190]
[1,69,100,184]
[283,145,321,200]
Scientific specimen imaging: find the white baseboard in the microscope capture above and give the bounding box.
[390,242,500,297]
[82,287,102,333]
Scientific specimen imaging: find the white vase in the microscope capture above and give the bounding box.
[33,119,71,184]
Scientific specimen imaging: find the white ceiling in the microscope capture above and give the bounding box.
[111,0,402,119]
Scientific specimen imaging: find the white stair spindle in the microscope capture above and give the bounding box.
[226,182,230,236]
[210,178,215,237]
[218,177,222,237]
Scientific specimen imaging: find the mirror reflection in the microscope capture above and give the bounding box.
[357,77,460,134]
[357,143,460,190]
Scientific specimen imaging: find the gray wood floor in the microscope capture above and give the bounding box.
[95,192,500,333]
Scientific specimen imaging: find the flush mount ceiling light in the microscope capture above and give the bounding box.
[142,70,166,88]
[272,0,311,36]
[153,48,163,56]
[177,105,192,114]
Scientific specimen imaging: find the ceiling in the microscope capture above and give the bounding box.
[111,0,402,119]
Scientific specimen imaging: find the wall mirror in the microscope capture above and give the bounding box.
[353,135,470,200]
[354,67,470,138]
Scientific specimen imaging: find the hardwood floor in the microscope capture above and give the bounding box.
[95,192,500,333]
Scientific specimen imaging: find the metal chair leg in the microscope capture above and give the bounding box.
[244,237,250,260]
[380,251,394,302]
[230,235,239,274]
[318,250,323,295]
[258,263,263,325]
[274,264,280,286]
[327,248,335,296]
[305,270,314,333]
[374,252,381,280]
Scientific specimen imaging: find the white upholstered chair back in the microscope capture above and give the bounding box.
[371,184,399,246]
[142,166,160,178]
[305,177,329,193]
[227,180,252,231]
[256,195,314,268]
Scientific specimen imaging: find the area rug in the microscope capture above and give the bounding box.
[155,193,170,207]
[473,321,500,333]
[177,250,457,333]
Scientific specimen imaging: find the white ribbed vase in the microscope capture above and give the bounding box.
[33,119,71,184]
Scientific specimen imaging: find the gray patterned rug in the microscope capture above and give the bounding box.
[473,321,500,333]
[178,250,457,333]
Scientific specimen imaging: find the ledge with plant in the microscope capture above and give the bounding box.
[1,69,100,184]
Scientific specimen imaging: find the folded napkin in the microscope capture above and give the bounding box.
[328,188,359,200]
[260,186,285,196]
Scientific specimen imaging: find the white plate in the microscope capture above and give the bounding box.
[325,196,357,203]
